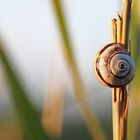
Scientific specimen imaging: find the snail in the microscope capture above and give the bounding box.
[94,43,135,88]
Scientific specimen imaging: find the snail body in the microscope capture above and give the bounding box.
[94,43,135,88]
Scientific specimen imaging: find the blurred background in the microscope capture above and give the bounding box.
[0,0,140,140]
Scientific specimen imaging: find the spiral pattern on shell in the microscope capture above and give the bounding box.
[94,43,135,87]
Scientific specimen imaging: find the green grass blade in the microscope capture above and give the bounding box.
[0,41,50,140]
[128,0,140,139]
[52,0,107,140]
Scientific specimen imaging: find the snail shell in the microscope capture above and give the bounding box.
[94,43,135,87]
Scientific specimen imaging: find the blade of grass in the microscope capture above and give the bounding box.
[128,0,140,139]
[0,41,50,140]
[52,0,107,140]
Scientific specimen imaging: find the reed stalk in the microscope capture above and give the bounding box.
[111,0,133,140]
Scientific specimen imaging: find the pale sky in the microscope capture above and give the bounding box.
[0,0,120,109]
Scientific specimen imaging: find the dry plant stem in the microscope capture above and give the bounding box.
[112,30,128,140]
[122,0,132,48]
[112,88,128,140]
[117,15,122,43]
[112,19,117,42]
[112,7,130,139]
